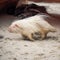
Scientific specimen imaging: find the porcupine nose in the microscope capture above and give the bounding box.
[8,26,13,33]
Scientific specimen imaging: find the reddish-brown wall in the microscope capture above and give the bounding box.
[0,0,17,9]
[0,0,60,10]
[30,0,60,2]
[43,0,60,2]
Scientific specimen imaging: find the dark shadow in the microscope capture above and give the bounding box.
[44,36,58,40]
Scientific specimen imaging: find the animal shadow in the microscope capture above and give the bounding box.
[44,36,58,40]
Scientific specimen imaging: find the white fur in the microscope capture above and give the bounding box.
[8,14,56,41]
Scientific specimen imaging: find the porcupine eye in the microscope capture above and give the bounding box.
[14,24,19,27]
[15,24,23,30]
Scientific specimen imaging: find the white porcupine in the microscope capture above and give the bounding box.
[8,14,56,41]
